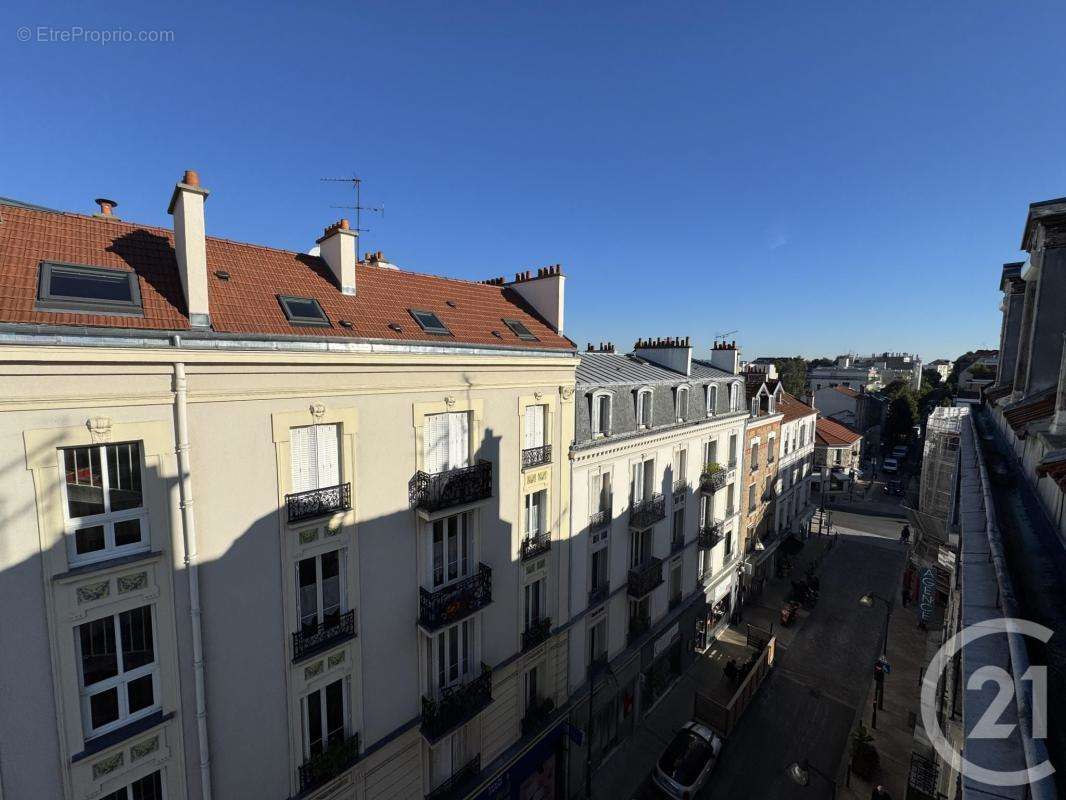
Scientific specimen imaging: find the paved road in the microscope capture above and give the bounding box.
[699,533,906,799]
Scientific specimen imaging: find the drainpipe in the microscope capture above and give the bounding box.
[172,335,213,800]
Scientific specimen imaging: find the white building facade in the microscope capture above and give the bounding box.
[773,394,818,533]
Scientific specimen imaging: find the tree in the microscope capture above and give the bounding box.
[922,368,943,388]
[774,356,808,398]
[884,392,918,444]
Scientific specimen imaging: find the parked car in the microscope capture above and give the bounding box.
[884,479,904,496]
[653,721,724,799]
[891,445,908,459]
[882,457,899,474]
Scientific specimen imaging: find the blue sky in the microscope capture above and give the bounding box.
[3,1,1064,361]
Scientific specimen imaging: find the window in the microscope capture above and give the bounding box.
[675,387,689,422]
[698,545,712,579]
[768,435,776,463]
[703,440,718,468]
[748,484,757,512]
[726,484,735,515]
[99,771,163,800]
[768,395,776,414]
[750,441,759,470]
[431,513,471,587]
[77,605,158,737]
[724,530,733,557]
[278,295,330,326]
[409,309,451,335]
[503,318,538,341]
[525,578,546,627]
[675,449,688,483]
[423,412,470,474]
[434,619,474,691]
[750,397,759,417]
[524,405,547,449]
[598,472,612,512]
[588,616,607,664]
[36,261,143,315]
[303,678,347,759]
[729,434,738,466]
[703,384,716,416]
[61,442,148,566]
[430,725,474,790]
[524,490,546,538]
[592,392,612,437]
[636,389,653,428]
[297,549,345,637]
[290,424,341,493]
[632,458,655,503]
[590,547,608,594]
[669,559,682,601]
[672,507,684,547]
[730,383,740,411]
[525,664,541,709]
[630,528,652,569]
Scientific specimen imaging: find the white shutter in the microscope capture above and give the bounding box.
[447,412,469,470]
[315,424,340,488]
[524,405,544,449]
[424,414,449,475]
[291,426,315,493]
[632,461,644,503]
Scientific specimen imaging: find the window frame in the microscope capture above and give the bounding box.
[302,676,349,760]
[429,512,473,589]
[502,318,539,341]
[675,386,689,422]
[36,261,144,316]
[706,384,718,417]
[296,547,347,635]
[408,308,452,336]
[98,770,164,800]
[277,295,331,327]
[59,442,150,567]
[636,388,654,429]
[591,391,612,437]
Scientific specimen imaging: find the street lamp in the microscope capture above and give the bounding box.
[787,759,837,799]
[858,592,893,654]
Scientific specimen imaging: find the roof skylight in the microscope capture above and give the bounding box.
[408,309,451,335]
[35,261,143,315]
[502,318,538,341]
[277,295,330,327]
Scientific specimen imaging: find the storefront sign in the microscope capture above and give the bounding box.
[919,567,936,623]
[937,546,956,570]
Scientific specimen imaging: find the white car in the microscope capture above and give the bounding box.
[882,457,899,473]
[653,721,723,800]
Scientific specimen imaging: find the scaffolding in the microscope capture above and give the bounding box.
[917,406,969,545]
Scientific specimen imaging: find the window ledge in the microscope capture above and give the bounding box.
[71,710,172,763]
[53,550,161,585]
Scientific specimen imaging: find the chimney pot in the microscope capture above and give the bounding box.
[94,198,118,217]
[183,170,200,187]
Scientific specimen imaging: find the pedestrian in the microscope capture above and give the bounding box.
[899,524,911,545]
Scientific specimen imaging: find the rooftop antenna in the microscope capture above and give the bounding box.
[714,329,738,344]
[321,175,384,252]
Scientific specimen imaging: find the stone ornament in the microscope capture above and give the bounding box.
[304,661,324,680]
[444,395,457,408]
[117,572,148,595]
[130,736,160,762]
[77,580,110,605]
[87,417,113,443]
[92,752,124,780]
[328,651,346,669]
[310,402,327,421]
[559,385,575,400]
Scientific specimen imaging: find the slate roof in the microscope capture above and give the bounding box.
[576,353,737,387]
[1003,391,1056,438]
[816,416,862,447]
[0,199,574,350]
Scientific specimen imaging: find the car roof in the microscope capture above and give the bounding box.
[683,721,717,741]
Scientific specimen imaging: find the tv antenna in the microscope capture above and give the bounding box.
[714,329,738,343]
[321,176,384,248]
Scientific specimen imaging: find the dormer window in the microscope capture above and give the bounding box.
[36,261,143,316]
[706,385,718,417]
[592,391,612,437]
[750,397,759,417]
[637,389,653,429]
[408,309,451,335]
[278,295,330,327]
[730,383,741,412]
[675,387,689,422]
[502,318,538,341]
[768,395,776,414]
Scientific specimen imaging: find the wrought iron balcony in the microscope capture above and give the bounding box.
[287,482,351,524]
[672,480,689,505]
[426,755,481,800]
[292,610,356,663]
[588,583,609,608]
[699,468,727,494]
[629,493,665,530]
[418,564,492,632]
[297,731,360,794]
[589,508,611,533]
[421,664,493,742]
[698,522,723,550]
[520,531,551,562]
[522,616,552,652]
[627,612,651,645]
[521,444,552,470]
[521,696,556,737]
[410,461,492,513]
[627,556,663,599]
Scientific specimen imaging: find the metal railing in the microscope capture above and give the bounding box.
[699,469,727,493]
[520,531,551,561]
[409,461,492,513]
[629,494,665,529]
[297,732,360,793]
[522,616,552,651]
[425,755,481,800]
[421,665,493,742]
[698,522,724,550]
[418,564,492,631]
[521,444,552,470]
[292,610,356,662]
[589,508,611,533]
[672,480,689,504]
[627,557,663,598]
[521,696,556,737]
[287,482,351,523]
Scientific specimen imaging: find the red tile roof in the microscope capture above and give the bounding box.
[778,391,817,423]
[0,202,574,350]
[1003,393,1055,438]
[815,416,862,447]
[833,386,859,398]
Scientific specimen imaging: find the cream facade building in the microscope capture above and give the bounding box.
[772,393,817,534]
[0,178,579,800]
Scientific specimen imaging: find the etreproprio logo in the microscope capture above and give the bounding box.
[921,618,1054,787]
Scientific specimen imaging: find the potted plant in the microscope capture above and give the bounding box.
[850,723,879,780]
[700,462,727,491]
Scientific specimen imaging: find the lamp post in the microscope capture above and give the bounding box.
[859,592,893,654]
[787,759,837,799]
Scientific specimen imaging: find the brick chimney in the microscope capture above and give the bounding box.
[317,219,358,295]
[167,170,211,328]
[633,336,692,375]
[1012,198,1066,398]
[709,340,740,375]
[505,265,565,334]
[93,198,119,220]
[995,262,1026,391]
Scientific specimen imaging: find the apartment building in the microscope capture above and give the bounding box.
[813,418,863,494]
[772,393,817,534]
[0,176,580,800]
[565,338,747,795]
[738,371,783,596]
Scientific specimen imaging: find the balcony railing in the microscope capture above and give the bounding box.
[672,480,689,505]
[287,482,351,524]
[410,461,492,513]
[589,508,611,533]
[522,616,552,652]
[627,612,651,645]
[426,755,481,800]
[418,564,492,631]
[588,583,609,608]
[293,609,356,663]
[520,531,551,562]
[521,696,556,737]
[421,664,493,742]
[521,444,552,470]
[699,467,734,494]
[297,732,360,794]
[698,522,723,550]
[627,557,663,599]
[629,494,666,530]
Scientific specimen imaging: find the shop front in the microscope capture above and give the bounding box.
[473,718,569,800]
[695,578,734,650]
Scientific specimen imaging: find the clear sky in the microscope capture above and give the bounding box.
[3,1,1064,361]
